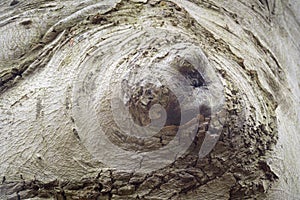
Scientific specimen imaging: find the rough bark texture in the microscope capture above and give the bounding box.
[0,0,299,199]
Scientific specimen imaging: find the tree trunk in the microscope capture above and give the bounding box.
[0,0,299,199]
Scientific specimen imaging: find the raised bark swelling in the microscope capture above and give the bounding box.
[0,0,299,199]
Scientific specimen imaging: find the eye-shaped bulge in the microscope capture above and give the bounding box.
[0,1,284,198]
[71,34,227,172]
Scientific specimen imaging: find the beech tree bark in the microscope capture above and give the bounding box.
[0,0,299,199]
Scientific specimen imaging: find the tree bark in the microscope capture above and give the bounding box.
[0,0,299,199]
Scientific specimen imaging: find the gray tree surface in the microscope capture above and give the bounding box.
[0,0,299,199]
